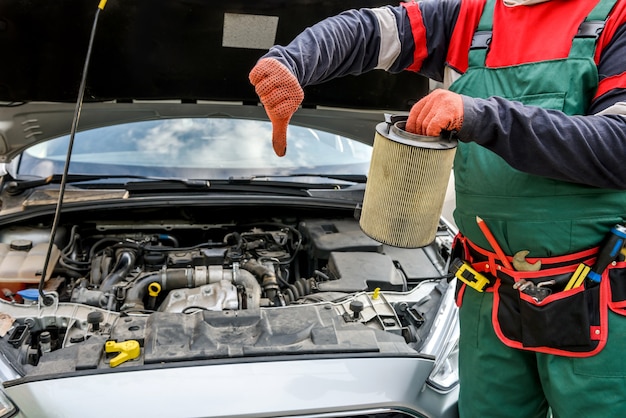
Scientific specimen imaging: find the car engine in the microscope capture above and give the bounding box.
[0,204,456,377]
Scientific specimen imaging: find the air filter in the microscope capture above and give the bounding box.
[359,118,457,248]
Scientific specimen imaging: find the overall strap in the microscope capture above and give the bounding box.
[468,0,496,68]
[570,0,618,59]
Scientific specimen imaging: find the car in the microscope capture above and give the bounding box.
[0,1,460,417]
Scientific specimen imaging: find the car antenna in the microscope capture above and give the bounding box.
[38,0,109,306]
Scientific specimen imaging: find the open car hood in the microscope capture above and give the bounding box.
[0,5,462,416]
[0,0,428,160]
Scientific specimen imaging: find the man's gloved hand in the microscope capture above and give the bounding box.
[249,58,304,157]
[405,89,464,136]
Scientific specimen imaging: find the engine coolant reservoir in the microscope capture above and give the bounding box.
[0,241,60,298]
[359,116,457,248]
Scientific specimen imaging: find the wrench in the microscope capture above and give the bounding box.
[512,250,542,272]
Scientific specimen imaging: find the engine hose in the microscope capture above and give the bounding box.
[234,269,261,309]
[100,250,137,291]
[223,232,242,249]
[240,258,272,278]
[157,234,179,248]
[122,268,194,311]
[282,278,317,304]
[162,268,194,289]
[121,272,161,311]
[241,259,279,299]
[90,254,104,286]
[122,266,262,312]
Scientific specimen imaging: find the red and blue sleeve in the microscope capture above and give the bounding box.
[260,0,626,189]
[260,2,460,86]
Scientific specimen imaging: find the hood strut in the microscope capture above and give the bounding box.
[38,0,109,306]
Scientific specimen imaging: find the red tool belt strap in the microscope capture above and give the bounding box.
[456,233,599,282]
[452,233,618,357]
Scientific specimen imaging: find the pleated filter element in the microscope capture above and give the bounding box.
[360,120,457,248]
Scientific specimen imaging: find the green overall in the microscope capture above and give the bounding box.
[451,1,626,257]
[449,0,626,416]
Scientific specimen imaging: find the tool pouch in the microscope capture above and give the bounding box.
[492,266,610,357]
[451,234,623,356]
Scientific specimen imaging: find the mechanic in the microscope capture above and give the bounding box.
[249,0,626,416]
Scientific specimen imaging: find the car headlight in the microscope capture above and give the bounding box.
[424,279,460,392]
[427,328,459,391]
[0,353,19,418]
[0,390,16,418]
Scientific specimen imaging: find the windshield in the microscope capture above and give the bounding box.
[17,118,372,180]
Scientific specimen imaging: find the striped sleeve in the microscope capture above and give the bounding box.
[591,1,626,113]
[260,2,461,87]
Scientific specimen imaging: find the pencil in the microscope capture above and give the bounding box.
[476,216,513,270]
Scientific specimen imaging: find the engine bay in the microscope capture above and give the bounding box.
[0,204,455,377]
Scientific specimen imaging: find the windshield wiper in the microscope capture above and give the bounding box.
[4,174,366,196]
[4,174,162,195]
[244,174,367,183]
[124,177,353,196]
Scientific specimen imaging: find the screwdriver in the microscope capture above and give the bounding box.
[587,224,626,283]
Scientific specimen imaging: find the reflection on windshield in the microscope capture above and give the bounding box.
[19,118,372,179]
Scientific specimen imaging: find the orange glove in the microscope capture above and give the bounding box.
[249,58,304,157]
[405,89,464,136]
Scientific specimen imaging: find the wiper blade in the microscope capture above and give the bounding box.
[5,174,115,195]
[124,179,212,191]
[124,178,342,196]
[126,179,334,196]
[4,174,160,195]
[5,174,365,196]
[245,174,367,183]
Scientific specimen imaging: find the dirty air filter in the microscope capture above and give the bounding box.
[360,117,457,248]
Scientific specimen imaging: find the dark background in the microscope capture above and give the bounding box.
[0,0,428,109]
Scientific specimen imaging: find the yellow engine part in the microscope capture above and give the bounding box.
[105,340,140,368]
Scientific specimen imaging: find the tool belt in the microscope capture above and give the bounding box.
[452,234,626,357]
